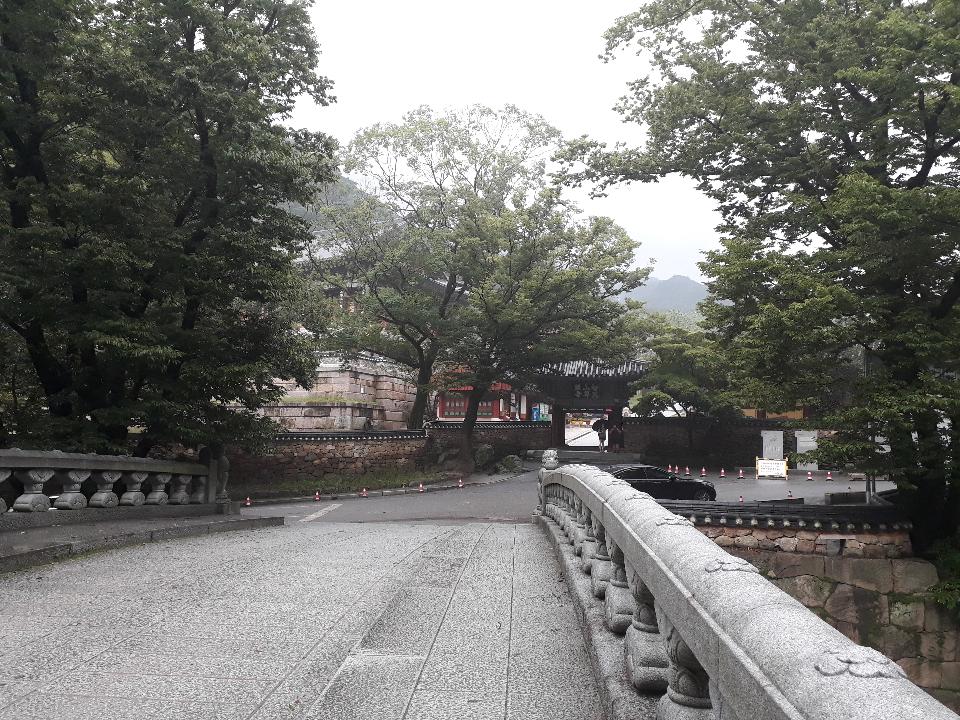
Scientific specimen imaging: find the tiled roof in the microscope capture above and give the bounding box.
[542,360,646,378]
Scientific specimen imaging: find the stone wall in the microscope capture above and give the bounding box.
[730,547,960,711]
[622,417,791,466]
[260,403,381,432]
[698,525,912,559]
[229,433,428,487]
[427,422,553,453]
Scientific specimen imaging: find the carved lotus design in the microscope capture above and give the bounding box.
[704,558,759,574]
[815,647,906,679]
[541,449,560,470]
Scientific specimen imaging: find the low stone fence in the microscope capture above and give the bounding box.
[0,448,225,513]
[622,416,789,466]
[539,463,957,720]
[228,431,428,486]
[426,421,553,452]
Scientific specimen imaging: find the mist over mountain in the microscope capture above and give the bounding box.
[626,275,708,314]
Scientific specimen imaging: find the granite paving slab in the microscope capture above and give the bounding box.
[0,520,605,719]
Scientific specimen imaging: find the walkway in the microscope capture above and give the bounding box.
[0,520,602,720]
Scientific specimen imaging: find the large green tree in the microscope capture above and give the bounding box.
[311,106,560,428]
[1,0,335,453]
[563,0,960,548]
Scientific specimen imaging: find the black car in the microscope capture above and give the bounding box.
[609,464,716,501]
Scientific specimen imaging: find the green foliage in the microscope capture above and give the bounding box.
[1,0,336,453]
[930,537,960,611]
[567,0,960,549]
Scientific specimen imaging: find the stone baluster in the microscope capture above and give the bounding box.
[214,451,230,505]
[0,469,10,513]
[573,497,588,554]
[120,471,149,506]
[169,474,191,504]
[145,473,171,505]
[189,474,208,504]
[603,540,634,633]
[709,680,745,720]
[580,508,598,574]
[54,469,90,510]
[624,570,668,692]
[13,469,54,512]
[590,518,613,598]
[89,470,121,508]
[657,608,712,720]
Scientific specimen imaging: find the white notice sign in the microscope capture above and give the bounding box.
[756,457,788,478]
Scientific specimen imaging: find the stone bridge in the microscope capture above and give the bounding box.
[0,450,957,719]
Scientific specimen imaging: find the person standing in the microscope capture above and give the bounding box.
[608,422,624,454]
[591,415,608,452]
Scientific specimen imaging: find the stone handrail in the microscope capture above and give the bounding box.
[539,463,957,720]
[0,448,228,513]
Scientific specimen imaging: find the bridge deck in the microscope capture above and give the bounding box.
[0,521,604,720]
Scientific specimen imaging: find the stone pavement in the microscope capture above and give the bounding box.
[0,521,604,719]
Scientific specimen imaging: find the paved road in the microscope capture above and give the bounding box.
[0,521,602,720]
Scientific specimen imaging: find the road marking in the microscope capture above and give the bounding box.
[299,503,342,522]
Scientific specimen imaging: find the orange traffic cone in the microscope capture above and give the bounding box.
[314,491,321,501]
[457,477,464,489]
[806,471,813,481]
[719,468,726,478]
[700,467,707,477]
[826,471,833,481]
[667,464,672,473]
[737,468,744,480]
[739,495,744,503]
[684,466,691,476]
[360,487,368,498]
[788,490,793,498]
[244,496,251,507]
[418,482,424,493]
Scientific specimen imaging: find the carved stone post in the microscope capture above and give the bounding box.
[590,518,613,598]
[89,470,121,508]
[145,473,170,505]
[657,609,712,720]
[169,474,191,504]
[624,571,669,692]
[603,540,634,633]
[189,474,208,504]
[215,452,230,506]
[120,471,149,506]
[54,469,90,510]
[13,468,53,511]
[573,497,587,554]
[580,508,597,573]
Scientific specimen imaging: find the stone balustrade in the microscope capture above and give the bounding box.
[539,462,958,720]
[0,448,227,513]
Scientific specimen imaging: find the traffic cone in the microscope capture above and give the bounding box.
[360,487,368,498]
[739,495,744,503]
[788,490,793,499]
[418,482,424,493]
[244,496,251,507]
[719,468,726,478]
[684,466,691,476]
[737,468,744,480]
[314,490,321,501]
[806,471,813,481]
[700,467,706,477]
[826,471,833,481]
[457,477,464,489]
[667,464,673,473]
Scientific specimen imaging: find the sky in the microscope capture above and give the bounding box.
[291,0,722,281]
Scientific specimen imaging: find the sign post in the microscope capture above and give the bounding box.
[756,457,788,478]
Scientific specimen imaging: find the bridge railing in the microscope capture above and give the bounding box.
[539,463,956,720]
[0,448,226,513]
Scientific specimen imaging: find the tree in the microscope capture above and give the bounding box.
[449,190,646,459]
[562,0,960,548]
[311,106,561,428]
[1,0,335,453]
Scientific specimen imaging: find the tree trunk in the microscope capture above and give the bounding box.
[459,383,491,471]
[407,360,434,429]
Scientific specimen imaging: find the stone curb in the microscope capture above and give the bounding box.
[0,516,284,574]
[537,514,661,720]
[243,467,531,506]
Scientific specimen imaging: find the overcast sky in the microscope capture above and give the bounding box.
[291,0,722,281]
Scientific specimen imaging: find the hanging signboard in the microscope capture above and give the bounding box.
[756,457,788,478]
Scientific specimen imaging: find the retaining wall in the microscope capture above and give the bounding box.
[426,421,553,453]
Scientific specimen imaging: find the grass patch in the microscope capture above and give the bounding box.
[231,468,445,499]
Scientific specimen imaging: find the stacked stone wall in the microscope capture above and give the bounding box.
[229,436,428,486]
[428,423,553,454]
[622,417,791,466]
[698,525,911,559]
[728,547,960,711]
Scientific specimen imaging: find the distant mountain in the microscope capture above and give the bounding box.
[625,275,708,314]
